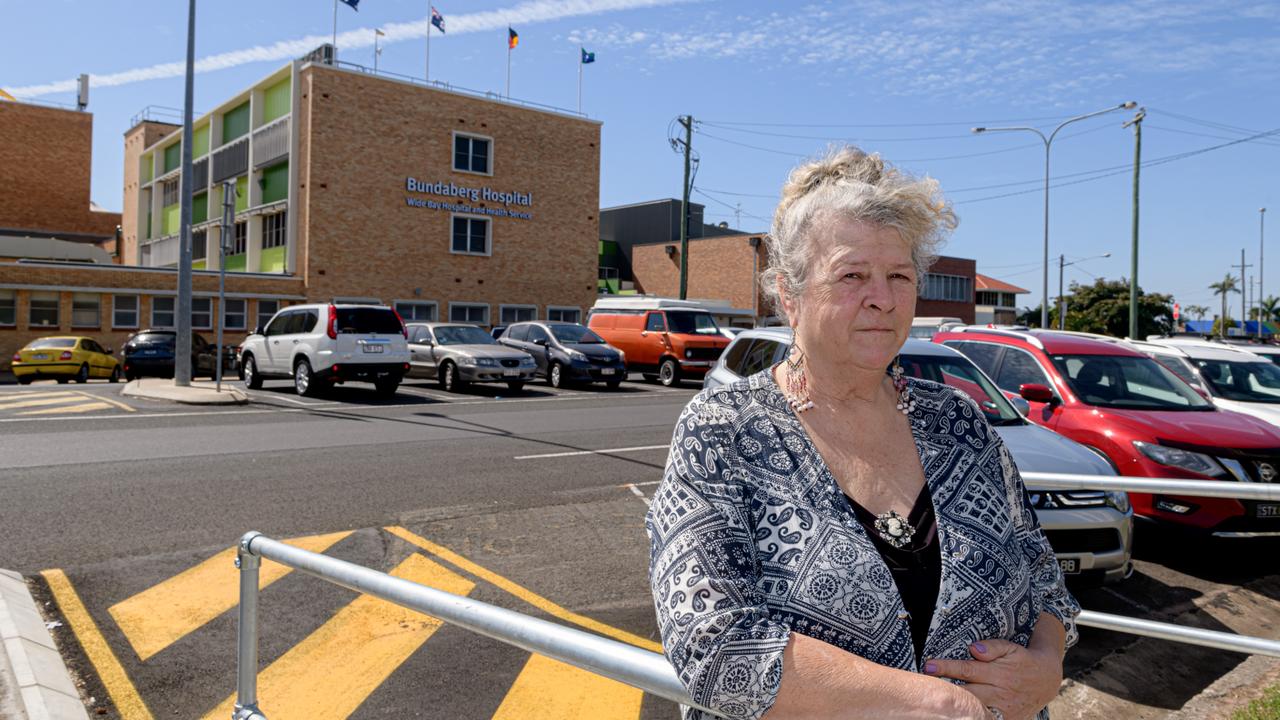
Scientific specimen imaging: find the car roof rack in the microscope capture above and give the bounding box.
[945,325,1045,350]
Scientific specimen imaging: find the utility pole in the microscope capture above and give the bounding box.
[1235,249,1253,336]
[175,0,197,387]
[677,115,693,300]
[1058,254,1066,330]
[216,180,235,392]
[1123,108,1145,341]
[1261,208,1268,339]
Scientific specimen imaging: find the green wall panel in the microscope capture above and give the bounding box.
[192,193,208,224]
[162,204,180,236]
[163,143,180,173]
[258,245,286,273]
[262,78,291,123]
[141,155,154,183]
[146,214,152,240]
[224,254,247,272]
[223,101,250,143]
[235,176,248,212]
[193,124,210,157]
[261,162,289,204]
[193,261,206,270]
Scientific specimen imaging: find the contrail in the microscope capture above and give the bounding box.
[8,0,681,98]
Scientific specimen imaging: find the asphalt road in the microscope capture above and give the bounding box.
[1,376,1277,719]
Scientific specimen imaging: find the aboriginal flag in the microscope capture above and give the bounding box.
[508,27,519,49]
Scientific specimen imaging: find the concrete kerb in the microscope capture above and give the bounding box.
[0,569,90,720]
[121,377,248,405]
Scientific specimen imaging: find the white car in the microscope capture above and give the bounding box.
[238,303,410,397]
[1132,338,1280,428]
[708,328,1134,584]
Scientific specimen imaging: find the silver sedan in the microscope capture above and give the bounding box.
[405,323,536,392]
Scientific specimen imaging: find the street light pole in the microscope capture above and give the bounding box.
[1057,252,1111,330]
[973,101,1136,329]
[1123,108,1145,340]
[1262,207,1268,339]
[175,0,197,387]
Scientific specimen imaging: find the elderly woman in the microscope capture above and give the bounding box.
[646,147,1079,720]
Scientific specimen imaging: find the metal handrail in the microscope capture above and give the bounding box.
[232,532,715,720]
[327,60,587,118]
[1021,471,1280,501]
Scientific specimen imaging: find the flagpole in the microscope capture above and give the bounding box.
[425,6,431,82]
[506,31,511,98]
[577,50,583,114]
[332,0,338,59]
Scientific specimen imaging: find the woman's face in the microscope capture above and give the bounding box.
[783,216,917,374]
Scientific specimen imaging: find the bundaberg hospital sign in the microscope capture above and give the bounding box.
[404,177,534,220]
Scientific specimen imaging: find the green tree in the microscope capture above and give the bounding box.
[1209,274,1240,338]
[1259,296,1280,324]
[1057,278,1174,337]
[1185,304,1210,321]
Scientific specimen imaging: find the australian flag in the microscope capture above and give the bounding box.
[581,47,595,64]
[339,0,359,10]
[431,6,445,33]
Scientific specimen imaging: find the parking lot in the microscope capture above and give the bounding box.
[2,374,1278,718]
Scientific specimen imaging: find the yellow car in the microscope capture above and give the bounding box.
[11,336,121,385]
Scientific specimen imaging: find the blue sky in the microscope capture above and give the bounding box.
[5,0,1279,315]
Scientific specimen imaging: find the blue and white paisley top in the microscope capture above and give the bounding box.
[646,370,1080,720]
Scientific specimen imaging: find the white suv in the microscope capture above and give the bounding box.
[238,303,410,397]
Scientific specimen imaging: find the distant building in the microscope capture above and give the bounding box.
[975,274,1030,325]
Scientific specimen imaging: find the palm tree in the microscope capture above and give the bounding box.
[1210,274,1240,338]
[1260,296,1280,324]
[1186,304,1210,321]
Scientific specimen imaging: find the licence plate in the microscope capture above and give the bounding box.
[141,349,157,355]
[1058,558,1079,574]
[600,368,616,375]
[503,369,520,377]
[363,345,384,353]
[32,353,48,360]
[1257,504,1280,518]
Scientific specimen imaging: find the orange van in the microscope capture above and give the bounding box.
[588,307,730,386]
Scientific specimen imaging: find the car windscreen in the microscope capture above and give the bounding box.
[25,338,77,349]
[129,333,176,346]
[665,311,721,335]
[434,326,496,346]
[1195,359,1280,403]
[1049,354,1211,411]
[550,325,604,344]
[900,354,1024,426]
[335,307,403,334]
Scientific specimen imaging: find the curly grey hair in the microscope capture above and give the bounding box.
[761,146,958,321]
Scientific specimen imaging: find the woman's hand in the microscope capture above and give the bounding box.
[923,638,1063,720]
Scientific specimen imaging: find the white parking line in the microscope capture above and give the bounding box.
[513,444,669,460]
[396,386,453,401]
[0,408,298,423]
[626,483,651,506]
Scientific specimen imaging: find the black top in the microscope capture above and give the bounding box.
[845,486,941,662]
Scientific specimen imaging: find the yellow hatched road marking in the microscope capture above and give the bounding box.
[385,526,663,653]
[200,552,475,720]
[0,394,85,410]
[491,653,643,720]
[75,390,136,412]
[110,531,352,661]
[0,390,79,402]
[42,569,155,720]
[19,401,112,415]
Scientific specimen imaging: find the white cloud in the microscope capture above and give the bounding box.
[8,0,691,98]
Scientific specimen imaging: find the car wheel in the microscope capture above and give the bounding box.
[606,379,622,390]
[375,379,399,398]
[294,358,318,397]
[109,367,120,384]
[16,376,31,385]
[75,364,90,384]
[506,380,525,393]
[659,358,681,387]
[440,361,464,393]
[242,355,263,389]
[549,362,566,388]
[56,377,69,384]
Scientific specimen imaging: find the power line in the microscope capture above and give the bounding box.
[1145,124,1280,147]
[695,112,1093,129]
[699,120,974,143]
[693,187,772,224]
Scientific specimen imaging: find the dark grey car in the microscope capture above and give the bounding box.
[498,322,627,389]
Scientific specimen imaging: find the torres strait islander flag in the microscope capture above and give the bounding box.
[338,0,359,10]
[581,48,595,64]
[508,27,519,49]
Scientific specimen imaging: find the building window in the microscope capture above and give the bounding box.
[71,293,100,328]
[499,305,536,324]
[394,301,437,322]
[192,297,213,329]
[547,306,581,324]
[921,273,972,302]
[29,292,59,327]
[232,221,248,255]
[453,133,491,174]
[449,303,490,326]
[221,298,246,330]
[263,212,287,249]
[152,296,176,328]
[451,216,490,255]
[193,230,208,260]
[162,178,180,206]
[113,295,139,328]
[256,299,279,330]
[0,290,15,326]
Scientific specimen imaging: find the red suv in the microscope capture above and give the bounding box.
[935,328,1280,536]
